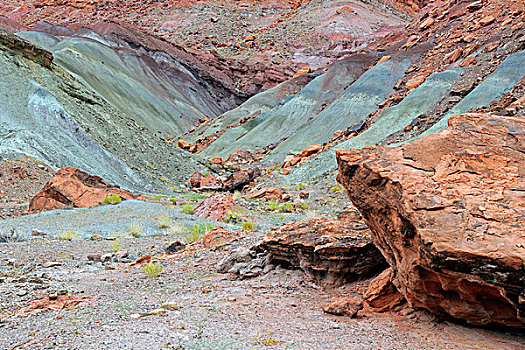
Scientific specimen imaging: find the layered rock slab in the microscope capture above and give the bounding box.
[260,211,386,286]
[29,167,143,213]
[336,113,525,328]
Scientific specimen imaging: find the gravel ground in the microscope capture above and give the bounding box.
[1,235,524,350]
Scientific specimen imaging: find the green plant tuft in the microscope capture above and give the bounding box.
[128,222,144,238]
[297,202,309,210]
[267,199,279,211]
[279,202,295,213]
[58,229,80,241]
[242,221,255,232]
[157,214,172,229]
[224,210,241,224]
[185,222,215,243]
[182,203,196,215]
[330,185,343,193]
[111,239,121,253]
[142,262,162,279]
[102,194,122,205]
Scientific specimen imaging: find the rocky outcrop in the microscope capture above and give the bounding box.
[29,167,143,213]
[193,193,235,222]
[260,211,386,286]
[0,29,53,68]
[336,113,525,328]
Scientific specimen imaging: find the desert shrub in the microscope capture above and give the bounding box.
[111,239,121,253]
[279,202,295,213]
[102,194,122,205]
[267,199,279,211]
[185,222,215,243]
[224,210,242,224]
[142,262,162,279]
[128,222,144,238]
[166,223,186,237]
[58,229,80,241]
[182,203,196,215]
[297,202,309,210]
[330,185,343,193]
[157,214,171,229]
[242,221,255,232]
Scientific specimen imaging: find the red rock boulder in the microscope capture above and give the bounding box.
[336,113,525,328]
[193,193,235,222]
[29,167,143,213]
[222,167,261,192]
[260,211,386,286]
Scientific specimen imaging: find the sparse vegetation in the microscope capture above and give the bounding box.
[185,222,215,243]
[128,222,144,237]
[58,229,81,241]
[297,202,309,210]
[169,198,177,204]
[267,199,279,211]
[253,331,279,346]
[111,239,121,253]
[166,223,186,237]
[331,185,343,193]
[102,194,122,205]
[182,203,196,215]
[294,183,307,191]
[157,214,172,229]
[279,202,295,213]
[224,210,242,224]
[142,262,162,279]
[160,176,169,182]
[242,221,255,232]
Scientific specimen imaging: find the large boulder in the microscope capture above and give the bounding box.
[29,167,143,213]
[336,113,525,328]
[193,193,235,222]
[222,167,261,192]
[260,210,386,286]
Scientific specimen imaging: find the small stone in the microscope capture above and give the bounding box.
[42,261,61,268]
[166,241,186,254]
[299,191,310,199]
[227,296,237,302]
[16,289,27,297]
[31,229,46,236]
[160,302,179,310]
[115,249,129,260]
[87,254,102,262]
[100,253,113,263]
